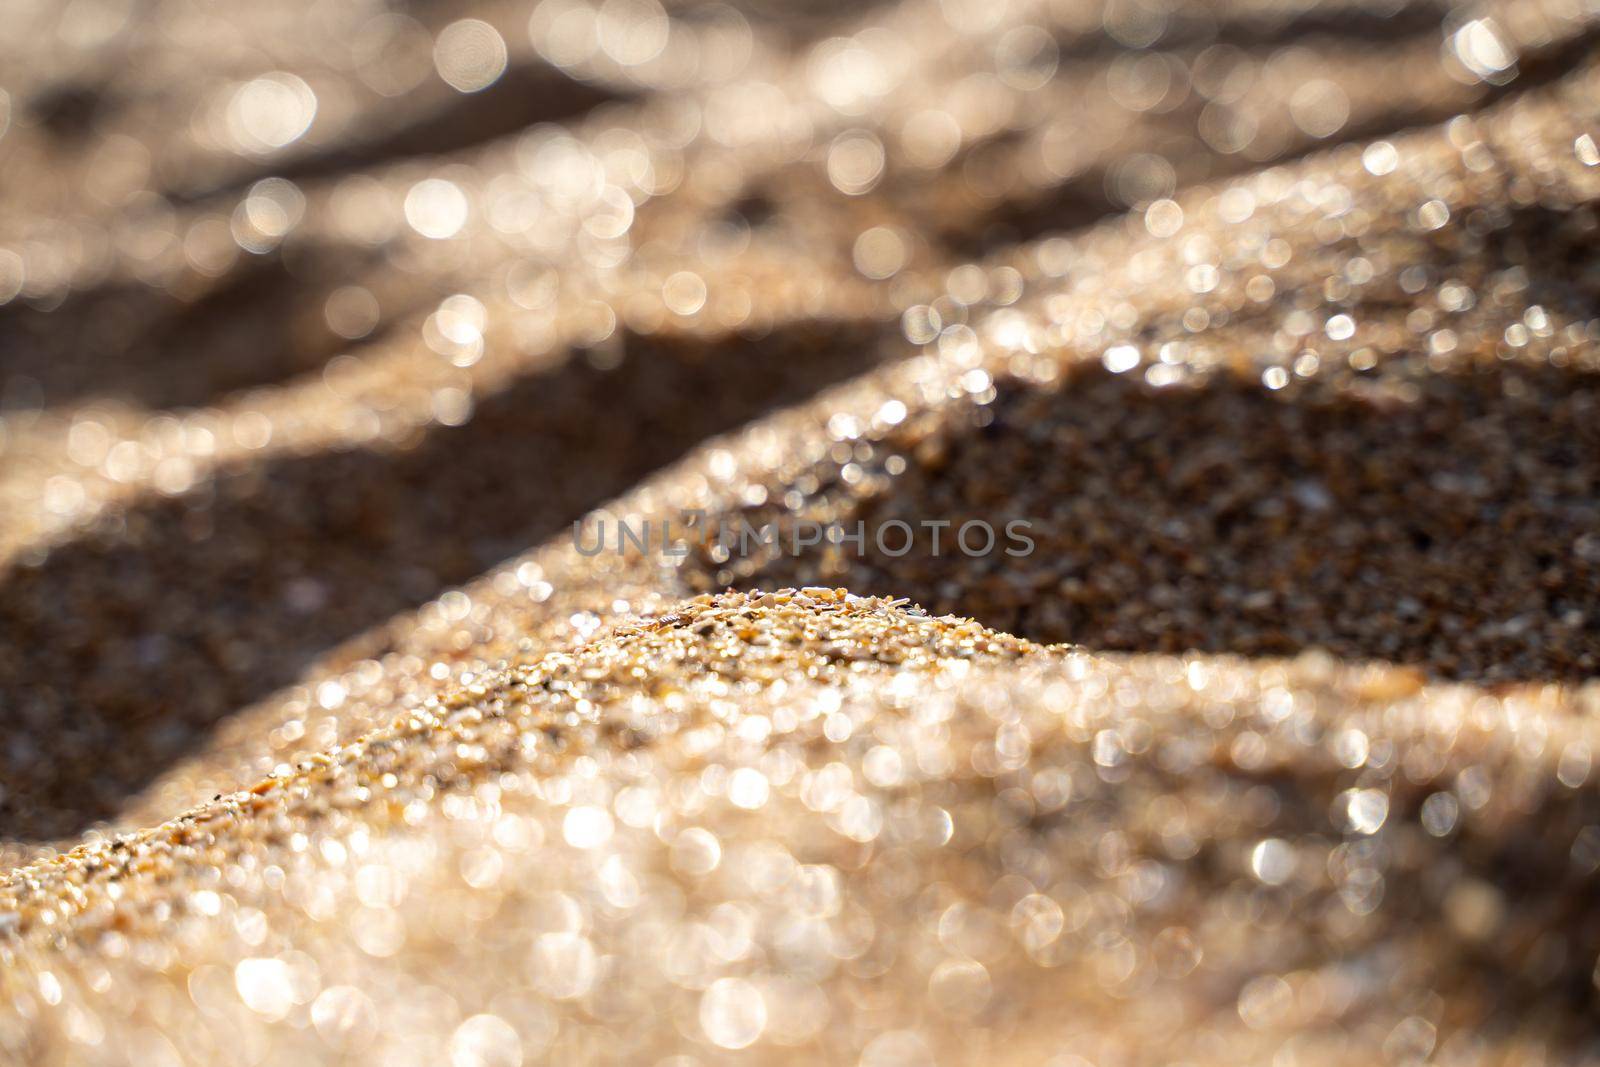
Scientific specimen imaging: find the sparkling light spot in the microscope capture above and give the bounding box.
[405,178,469,239]
[227,73,317,154]
[563,805,614,849]
[450,1014,523,1067]
[700,977,766,1049]
[435,19,509,93]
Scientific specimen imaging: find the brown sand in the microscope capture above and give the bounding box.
[2,0,1599,1063]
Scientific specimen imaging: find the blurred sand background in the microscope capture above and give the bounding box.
[2,0,1600,1063]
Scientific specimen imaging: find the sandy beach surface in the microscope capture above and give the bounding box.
[2,0,1600,1062]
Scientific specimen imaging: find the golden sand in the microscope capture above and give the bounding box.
[2,0,1600,1063]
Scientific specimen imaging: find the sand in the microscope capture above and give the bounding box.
[2,0,1599,1062]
